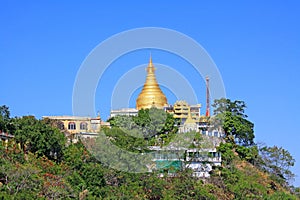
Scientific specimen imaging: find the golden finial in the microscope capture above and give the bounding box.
[149,53,152,64]
[147,53,156,73]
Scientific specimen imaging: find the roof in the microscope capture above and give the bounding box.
[42,116,100,120]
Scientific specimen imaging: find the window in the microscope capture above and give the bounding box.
[91,123,98,130]
[68,122,76,130]
[57,121,64,130]
[80,122,88,130]
[214,131,219,137]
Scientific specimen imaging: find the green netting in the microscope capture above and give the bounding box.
[155,160,182,172]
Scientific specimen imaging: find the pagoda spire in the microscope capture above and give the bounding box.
[147,53,155,73]
[149,53,152,64]
[136,56,168,110]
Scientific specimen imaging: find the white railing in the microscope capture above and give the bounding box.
[186,157,221,162]
[0,132,14,139]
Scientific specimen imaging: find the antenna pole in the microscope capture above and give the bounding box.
[206,76,210,117]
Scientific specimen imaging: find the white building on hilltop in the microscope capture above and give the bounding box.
[110,108,138,118]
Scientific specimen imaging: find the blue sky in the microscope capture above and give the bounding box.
[1,1,300,186]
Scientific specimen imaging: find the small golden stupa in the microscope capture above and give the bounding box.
[136,56,168,110]
[184,106,196,124]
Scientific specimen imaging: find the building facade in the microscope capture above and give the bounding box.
[42,116,103,134]
[110,108,138,118]
[150,146,221,178]
[172,100,201,123]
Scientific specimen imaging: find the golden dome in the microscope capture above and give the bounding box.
[136,56,168,110]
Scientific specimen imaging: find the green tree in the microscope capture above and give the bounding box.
[107,115,136,131]
[0,105,10,120]
[135,108,178,142]
[0,105,15,133]
[0,162,42,197]
[63,142,91,170]
[236,145,258,164]
[293,187,300,198]
[13,116,66,160]
[132,108,167,139]
[259,145,295,185]
[212,98,247,118]
[108,107,178,145]
[212,98,255,146]
[42,118,65,132]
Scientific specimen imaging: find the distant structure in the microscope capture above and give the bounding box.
[150,146,222,178]
[42,116,110,142]
[0,131,14,147]
[43,116,101,134]
[172,100,201,123]
[111,56,168,117]
[178,107,198,133]
[43,56,223,178]
[136,56,168,110]
[110,108,138,118]
[106,57,224,178]
[109,58,222,139]
[206,76,210,117]
[185,148,222,177]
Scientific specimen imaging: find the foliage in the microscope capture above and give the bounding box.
[292,187,300,198]
[212,98,255,146]
[133,108,167,138]
[236,145,258,164]
[0,105,15,133]
[42,117,66,132]
[103,127,148,152]
[108,107,178,146]
[0,139,297,199]
[214,142,297,199]
[0,104,298,199]
[0,162,42,196]
[63,143,106,197]
[213,98,248,117]
[13,116,66,160]
[259,145,295,185]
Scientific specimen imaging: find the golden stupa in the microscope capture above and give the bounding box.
[184,107,196,124]
[136,56,168,110]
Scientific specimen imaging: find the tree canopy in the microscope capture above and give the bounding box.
[0,105,14,133]
[108,107,178,145]
[212,98,255,146]
[259,145,295,185]
[0,104,298,199]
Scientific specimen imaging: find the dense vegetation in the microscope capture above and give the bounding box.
[0,101,299,199]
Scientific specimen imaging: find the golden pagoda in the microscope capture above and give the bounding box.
[136,56,168,110]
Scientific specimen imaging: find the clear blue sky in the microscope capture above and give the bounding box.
[1,1,300,186]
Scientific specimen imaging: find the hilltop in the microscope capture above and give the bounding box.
[0,101,299,199]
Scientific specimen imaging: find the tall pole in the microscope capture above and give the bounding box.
[206,76,210,117]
